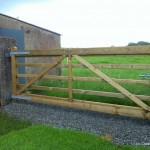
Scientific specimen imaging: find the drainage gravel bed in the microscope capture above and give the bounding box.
[2,101,150,145]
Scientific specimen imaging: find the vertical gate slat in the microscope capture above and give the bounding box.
[11,47,17,95]
[68,53,73,101]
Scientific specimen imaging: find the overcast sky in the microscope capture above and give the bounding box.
[1,0,150,47]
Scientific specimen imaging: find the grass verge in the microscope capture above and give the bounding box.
[0,111,31,136]
[0,125,149,150]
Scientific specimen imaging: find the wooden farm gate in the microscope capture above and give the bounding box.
[10,46,150,120]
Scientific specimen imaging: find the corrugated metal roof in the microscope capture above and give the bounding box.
[0,13,61,36]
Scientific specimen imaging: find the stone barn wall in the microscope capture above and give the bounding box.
[0,14,61,75]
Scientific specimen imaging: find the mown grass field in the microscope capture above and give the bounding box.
[34,55,150,106]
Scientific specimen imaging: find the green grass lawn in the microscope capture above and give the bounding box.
[32,55,150,107]
[0,124,149,150]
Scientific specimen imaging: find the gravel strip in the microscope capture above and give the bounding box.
[2,101,150,145]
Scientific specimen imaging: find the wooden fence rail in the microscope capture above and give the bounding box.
[12,94,150,119]
[17,63,150,70]
[17,74,150,86]
[11,46,150,57]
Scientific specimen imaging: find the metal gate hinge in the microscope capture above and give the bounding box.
[9,51,30,56]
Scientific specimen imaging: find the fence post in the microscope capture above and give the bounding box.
[68,51,73,101]
[0,38,16,106]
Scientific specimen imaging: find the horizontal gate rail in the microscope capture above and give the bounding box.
[17,74,150,86]
[17,63,150,70]
[12,94,150,120]
[10,51,30,56]
[62,64,150,70]
[10,46,150,57]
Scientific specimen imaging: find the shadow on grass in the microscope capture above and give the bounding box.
[0,111,31,136]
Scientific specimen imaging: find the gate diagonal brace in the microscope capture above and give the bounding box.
[16,55,65,95]
[73,55,150,111]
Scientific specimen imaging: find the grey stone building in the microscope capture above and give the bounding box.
[0,13,61,75]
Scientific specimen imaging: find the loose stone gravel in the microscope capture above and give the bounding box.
[2,101,150,145]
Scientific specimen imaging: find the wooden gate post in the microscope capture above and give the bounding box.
[0,38,16,106]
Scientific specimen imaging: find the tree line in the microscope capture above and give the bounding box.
[128,41,150,46]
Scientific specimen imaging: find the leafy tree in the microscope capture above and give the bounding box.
[128,41,150,46]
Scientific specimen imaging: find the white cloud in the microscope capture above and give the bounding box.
[5,0,150,47]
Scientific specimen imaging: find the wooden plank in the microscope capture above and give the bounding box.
[17,63,150,70]
[12,46,150,57]
[12,94,150,120]
[72,89,150,102]
[68,54,73,101]
[17,63,56,67]
[17,56,65,95]
[17,74,68,80]
[18,85,68,92]
[17,74,150,86]
[74,55,150,111]
[62,64,150,70]
[11,47,17,95]
[17,84,150,102]
[73,77,150,86]
[110,78,150,85]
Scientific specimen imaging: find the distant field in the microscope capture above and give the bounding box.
[33,55,150,106]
